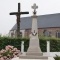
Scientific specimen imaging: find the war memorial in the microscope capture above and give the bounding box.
[10,3,55,60]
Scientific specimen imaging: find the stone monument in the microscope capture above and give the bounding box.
[11,3,55,60]
[19,4,48,59]
[26,3,43,56]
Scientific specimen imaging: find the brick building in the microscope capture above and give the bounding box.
[9,13,60,38]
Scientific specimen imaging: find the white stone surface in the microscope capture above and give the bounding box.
[47,41,50,52]
[21,41,24,53]
[27,4,40,53]
[32,17,38,32]
[48,57,55,60]
[11,57,55,60]
[11,57,20,60]
[27,8,42,55]
[21,52,60,57]
[43,52,60,57]
[32,3,38,10]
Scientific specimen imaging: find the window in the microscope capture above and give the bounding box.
[43,30,51,37]
[20,32,22,37]
[56,31,60,38]
[43,30,47,36]
[49,32,51,37]
[11,32,14,37]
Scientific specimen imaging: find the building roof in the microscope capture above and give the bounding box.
[11,13,60,31]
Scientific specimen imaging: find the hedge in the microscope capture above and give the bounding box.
[0,37,60,52]
[54,55,60,60]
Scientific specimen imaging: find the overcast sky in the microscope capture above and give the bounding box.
[0,0,60,35]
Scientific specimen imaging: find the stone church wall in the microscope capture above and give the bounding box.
[25,27,60,38]
[9,27,60,38]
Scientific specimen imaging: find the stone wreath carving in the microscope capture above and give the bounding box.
[31,30,37,36]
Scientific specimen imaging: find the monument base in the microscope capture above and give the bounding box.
[19,55,48,59]
[26,37,43,56]
[11,56,55,60]
[26,52,43,56]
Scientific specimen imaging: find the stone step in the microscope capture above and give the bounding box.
[26,52,43,56]
[27,47,41,52]
[20,59,48,60]
[19,55,48,59]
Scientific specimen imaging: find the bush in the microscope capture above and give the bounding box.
[0,37,60,52]
[0,45,21,60]
[54,55,60,60]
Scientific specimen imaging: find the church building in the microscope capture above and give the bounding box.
[9,13,60,38]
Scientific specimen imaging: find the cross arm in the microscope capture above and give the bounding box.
[10,12,29,15]
[20,12,29,14]
[10,12,19,15]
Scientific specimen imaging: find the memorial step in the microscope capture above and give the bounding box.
[19,55,48,59]
[26,52,43,56]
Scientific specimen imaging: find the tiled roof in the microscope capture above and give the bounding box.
[11,13,60,31]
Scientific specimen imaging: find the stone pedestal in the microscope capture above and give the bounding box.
[26,37,43,56]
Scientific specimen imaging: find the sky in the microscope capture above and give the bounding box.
[0,0,60,35]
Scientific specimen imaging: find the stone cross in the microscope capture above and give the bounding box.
[10,3,29,37]
[32,3,38,15]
